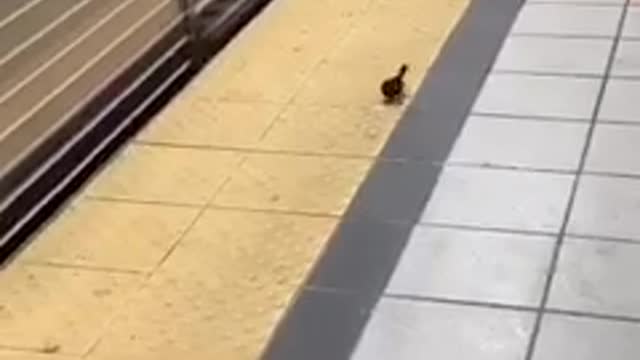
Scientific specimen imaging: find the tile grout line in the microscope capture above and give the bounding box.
[381,293,640,325]
[492,69,607,79]
[567,232,640,245]
[135,134,463,161]
[84,195,203,208]
[130,139,382,160]
[527,0,627,6]
[523,0,631,358]
[442,162,640,180]
[583,170,640,180]
[86,195,343,219]
[20,260,146,275]
[595,118,640,125]
[440,162,579,175]
[421,221,640,246]
[471,111,591,122]
[509,33,640,41]
[383,292,539,312]
[544,307,640,324]
[492,69,640,81]
[471,110,640,126]
[419,221,560,237]
[510,33,617,40]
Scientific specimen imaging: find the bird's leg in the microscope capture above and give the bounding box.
[401,86,411,100]
[383,96,395,105]
[391,87,409,105]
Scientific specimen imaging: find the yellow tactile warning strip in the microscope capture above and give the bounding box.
[1,0,468,358]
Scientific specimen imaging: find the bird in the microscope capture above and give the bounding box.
[380,64,408,104]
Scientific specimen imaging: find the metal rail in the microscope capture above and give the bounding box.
[0,0,272,263]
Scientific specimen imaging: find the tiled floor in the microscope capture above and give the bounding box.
[353,0,640,359]
[7,0,640,358]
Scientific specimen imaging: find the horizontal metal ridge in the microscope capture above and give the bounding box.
[0,0,273,263]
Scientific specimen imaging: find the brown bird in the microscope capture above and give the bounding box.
[381,64,408,104]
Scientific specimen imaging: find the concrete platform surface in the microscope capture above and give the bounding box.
[0,0,468,359]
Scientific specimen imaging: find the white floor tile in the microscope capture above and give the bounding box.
[473,74,601,120]
[549,238,640,317]
[387,226,554,306]
[611,40,640,76]
[494,36,611,75]
[352,298,534,360]
[568,175,640,239]
[512,4,622,37]
[599,78,640,123]
[585,123,640,175]
[421,167,574,233]
[449,116,588,171]
[534,314,640,360]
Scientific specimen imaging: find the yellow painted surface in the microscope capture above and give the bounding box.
[213,153,372,215]
[0,265,142,355]
[85,144,241,205]
[0,351,78,360]
[0,0,469,358]
[86,210,336,360]
[258,105,399,156]
[21,200,199,272]
[137,100,282,148]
